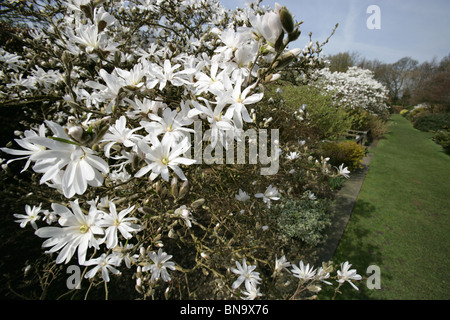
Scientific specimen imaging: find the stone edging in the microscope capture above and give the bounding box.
[315,141,377,264]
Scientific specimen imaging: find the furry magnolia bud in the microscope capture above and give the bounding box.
[279,7,294,33]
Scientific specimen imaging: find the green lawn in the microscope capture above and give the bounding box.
[327,114,450,300]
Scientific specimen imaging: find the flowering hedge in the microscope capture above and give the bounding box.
[314,66,390,119]
[0,0,362,299]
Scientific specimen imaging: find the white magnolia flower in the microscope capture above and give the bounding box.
[291,261,316,281]
[231,258,261,290]
[305,190,317,200]
[235,189,250,202]
[11,121,109,198]
[249,5,283,46]
[124,97,166,119]
[86,69,126,113]
[0,124,47,173]
[194,61,225,94]
[101,116,142,157]
[70,24,118,55]
[98,202,142,249]
[274,255,291,274]
[286,151,300,160]
[173,205,194,228]
[337,261,362,290]
[316,266,332,285]
[336,163,351,179]
[140,107,194,145]
[135,135,196,181]
[240,280,262,300]
[34,200,104,264]
[223,74,263,129]
[255,184,280,208]
[142,248,176,283]
[153,59,196,90]
[188,99,233,148]
[14,204,42,230]
[84,253,122,282]
[113,242,139,269]
[115,63,146,89]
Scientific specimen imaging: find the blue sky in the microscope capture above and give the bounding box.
[219,0,450,64]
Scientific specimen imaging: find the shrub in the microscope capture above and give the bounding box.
[433,130,450,154]
[263,83,353,141]
[367,114,389,140]
[413,113,450,132]
[272,194,332,247]
[319,140,366,171]
[400,109,409,116]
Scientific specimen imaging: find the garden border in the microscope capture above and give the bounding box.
[315,140,377,265]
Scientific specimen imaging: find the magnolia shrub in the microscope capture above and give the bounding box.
[0,0,361,299]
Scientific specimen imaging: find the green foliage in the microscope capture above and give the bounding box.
[367,114,389,140]
[412,113,450,132]
[319,140,366,171]
[346,108,370,131]
[433,130,450,153]
[272,194,332,246]
[270,83,353,140]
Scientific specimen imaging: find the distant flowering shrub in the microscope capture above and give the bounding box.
[0,0,362,299]
[315,66,390,119]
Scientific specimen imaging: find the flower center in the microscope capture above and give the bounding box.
[79,224,90,234]
[161,157,169,165]
[214,112,223,122]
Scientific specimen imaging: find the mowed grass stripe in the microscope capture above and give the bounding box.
[329,114,450,300]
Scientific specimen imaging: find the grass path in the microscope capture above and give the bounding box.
[328,114,450,300]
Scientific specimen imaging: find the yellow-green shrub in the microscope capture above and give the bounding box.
[319,140,366,171]
[400,109,409,116]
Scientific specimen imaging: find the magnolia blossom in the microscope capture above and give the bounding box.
[231,258,261,290]
[235,189,250,202]
[291,261,316,281]
[274,255,291,274]
[337,261,362,290]
[223,74,263,129]
[240,280,262,300]
[286,151,300,160]
[173,205,195,228]
[140,106,194,145]
[152,59,196,90]
[249,4,283,46]
[135,135,196,181]
[255,184,280,208]
[188,99,234,148]
[336,163,351,179]
[101,116,142,157]
[5,121,109,198]
[142,248,176,283]
[0,124,47,173]
[98,202,142,249]
[34,200,104,264]
[84,253,122,282]
[14,204,42,230]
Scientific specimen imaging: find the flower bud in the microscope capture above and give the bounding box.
[191,198,205,209]
[171,177,178,198]
[178,180,189,199]
[68,126,93,145]
[274,30,285,52]
[288,28,301,43]
[279,7,294,33]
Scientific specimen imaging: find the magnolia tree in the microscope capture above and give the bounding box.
[0,0,362,299]
[314,66,390,119]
